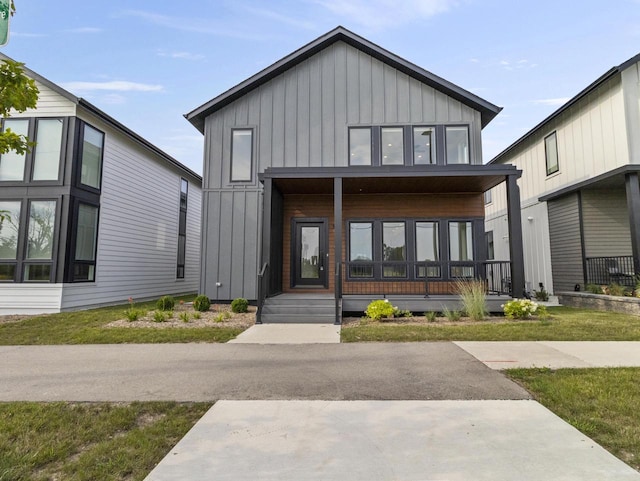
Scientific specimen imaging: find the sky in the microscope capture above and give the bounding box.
[2,0,640,175]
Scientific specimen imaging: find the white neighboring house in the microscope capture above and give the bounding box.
[485,52,640,295]
[0,55,202,314]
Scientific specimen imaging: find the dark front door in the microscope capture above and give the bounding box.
[292,218,328,288]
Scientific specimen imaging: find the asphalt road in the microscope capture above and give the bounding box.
[0,343,529,402]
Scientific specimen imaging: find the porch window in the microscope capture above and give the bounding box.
[415,221,440,278]
[449,221,473,277]
[545,131,559,175]
[0,119,29,181]
[381,127,404,165]
[231,129,253,181]
[349,222,373,277]
[445,126,469,164]
[382,222,406,277]
[349,128,372,166]
[0,201,21,281]
[413,127,436,165]
[24,200,57,282]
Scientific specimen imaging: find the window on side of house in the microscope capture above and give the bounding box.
[445,126,470,164]
[413,127,436,165]
[0,200,22,281]
[545,131,559,175]
[349,127,372,166]
[73,203,99,282]
[80,123,105,190]
[349,222,373,277]
[484,190,492,205]
[24,199,57,281]
[415,221,440,278]
[485,231,494,260]
[177,178,188,279]
[0,119,29,181]
[230,129,253,182]
[449,220,474,277]
[381,127,404,165]
[31,119,64,181]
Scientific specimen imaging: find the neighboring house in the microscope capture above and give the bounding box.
[485,52,640,295]
[186,27,524,323]
[0,54,202,314]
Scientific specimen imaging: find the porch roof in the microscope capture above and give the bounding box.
[539,165,640,202]
[260,164,521,195]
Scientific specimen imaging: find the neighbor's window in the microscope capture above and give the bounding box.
[0,119,29,181]
[231,129,253,181]
[32,119,63,181]
[177,178,188,279]
[415,221,440,278]
[382,222,406,277]
[381,127,404,165]
[545,131,559,175]
[349,127,372,166]
[24,200,56,281]
[80,124,104,189]
[484,189,492,205]
[413,127,436,165]
[445,126,469,164]
[0,200,21,281]
[485,231,494,260]
[349,222,373,277]
[73,203,99,282]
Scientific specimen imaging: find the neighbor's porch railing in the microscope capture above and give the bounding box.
[339,260,512,297]
[585,256,636,287]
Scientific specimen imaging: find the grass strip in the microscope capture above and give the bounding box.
[507,367,640,471]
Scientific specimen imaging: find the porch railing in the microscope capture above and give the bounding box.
[340,260,512,297]
[256,262,269,324]
[585,256,635,287]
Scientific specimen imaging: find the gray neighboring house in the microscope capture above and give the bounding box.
[0,54,202,314]
[486,52,640,295]
[186,27,525,323]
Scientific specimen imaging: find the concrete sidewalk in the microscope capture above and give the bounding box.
[456,341,640,369]
[145,400,640,481]
[228,323,340,343]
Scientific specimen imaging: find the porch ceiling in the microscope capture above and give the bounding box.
[273,175,506,195]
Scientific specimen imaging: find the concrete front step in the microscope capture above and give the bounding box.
[260,313,335,324]
[261,296,336,324]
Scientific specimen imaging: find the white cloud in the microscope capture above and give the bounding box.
[65,27,103,34]
[313,0,458,29]
[100,94,127,105]
[60,81,164,93]
[241,6,317,30]
[11,32,47,38]
[157,50,205,61]
[532,98,571,106]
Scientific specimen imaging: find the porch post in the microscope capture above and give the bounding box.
[334,177,343,325]
[625,172,640,276]
[506,174,526,297]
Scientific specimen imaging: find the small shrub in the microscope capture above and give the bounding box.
[179,312,190,323]
[424,311,438,322]
[214,313,225,323]
[193,295,211,312]
[394,309,412,318]
[223,310,232,319]
[456,280,487,321]
[607,283,628,297]
[156,296,175,311]
[365,299,396,320]
[442,307,462,322]
[503,298,540,319]
[153,311,168,323]
[585,284,604,294]
[231,298,249,313]
[124,297,144,322]
[193,312,201,320]
[533,288,549,302]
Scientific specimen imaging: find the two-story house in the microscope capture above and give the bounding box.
[0,55,202,314]
[186,27,525,323]
[486,52,640,295]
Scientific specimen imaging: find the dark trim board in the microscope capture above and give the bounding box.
[539,165,640,202]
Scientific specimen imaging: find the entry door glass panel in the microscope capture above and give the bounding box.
[293,219,327,287]
[300,226,320,279]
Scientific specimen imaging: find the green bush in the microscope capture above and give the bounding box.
[424,311,438,322]
[153,311,168,323]
[585,284,603,294]
[179,312,190,323]
[456,280,487,321]
[193,295,211,312]
[125,308,144,322]
[394,309,413,318]
[365,299,396,320]
[442,307,462,322]
[533,288,549,302]
[231,298,249,313]
[156,296,175,311]
[607,283,628,297]
[503,298,540,319]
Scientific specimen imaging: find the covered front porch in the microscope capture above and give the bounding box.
[258,165,524,324]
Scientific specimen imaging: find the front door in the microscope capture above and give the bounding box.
[292,218,328,288]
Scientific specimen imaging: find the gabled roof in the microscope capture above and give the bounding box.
[185,26,502,133]
[490,51,640,165]
[0,53,202,183]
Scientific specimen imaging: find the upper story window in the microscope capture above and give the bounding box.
[349,128,372,166]
[0,119,29,181]
[32,119,64,181]
[485,231,494,260]
[445,126,470,164]
[545,131,559,176]
[413,127,436,165]
[381,128,404,165]
[231,129,253,181]
[79,123,104,190]
[484,189,492,205]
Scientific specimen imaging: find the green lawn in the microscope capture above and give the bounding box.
[0,401,210,481]
[341,306,640,342]
[0,299,245,345]
[507,367,640,472]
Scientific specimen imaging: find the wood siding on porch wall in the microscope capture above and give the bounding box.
[282,192,484,293]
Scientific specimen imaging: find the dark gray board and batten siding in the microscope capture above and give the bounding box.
[581,189,632,257]
[201,41,484,301]
[547,193,585,292]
